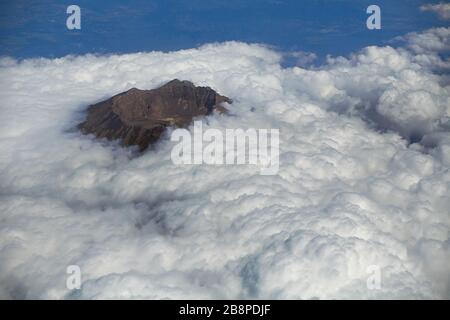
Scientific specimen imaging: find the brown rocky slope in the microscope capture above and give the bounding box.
[78,79,231,150]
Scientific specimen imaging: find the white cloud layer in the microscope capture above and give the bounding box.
[421,3,450,20]
[0,28,449,299]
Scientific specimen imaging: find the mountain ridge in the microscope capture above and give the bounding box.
[78,79,231,150]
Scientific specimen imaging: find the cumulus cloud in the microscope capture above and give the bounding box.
[399,27,450,54]
[421,3,450,20]
[0,29,449,299]
[284,51,317,67]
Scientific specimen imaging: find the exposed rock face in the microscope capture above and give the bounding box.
[78,79,231,150]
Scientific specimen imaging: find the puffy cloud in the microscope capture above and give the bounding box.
[284,51,317,67]
[421,3,450,20]
[0,30,449,299]
[400,27,450,54]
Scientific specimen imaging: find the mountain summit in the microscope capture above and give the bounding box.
[78,79,231,150]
